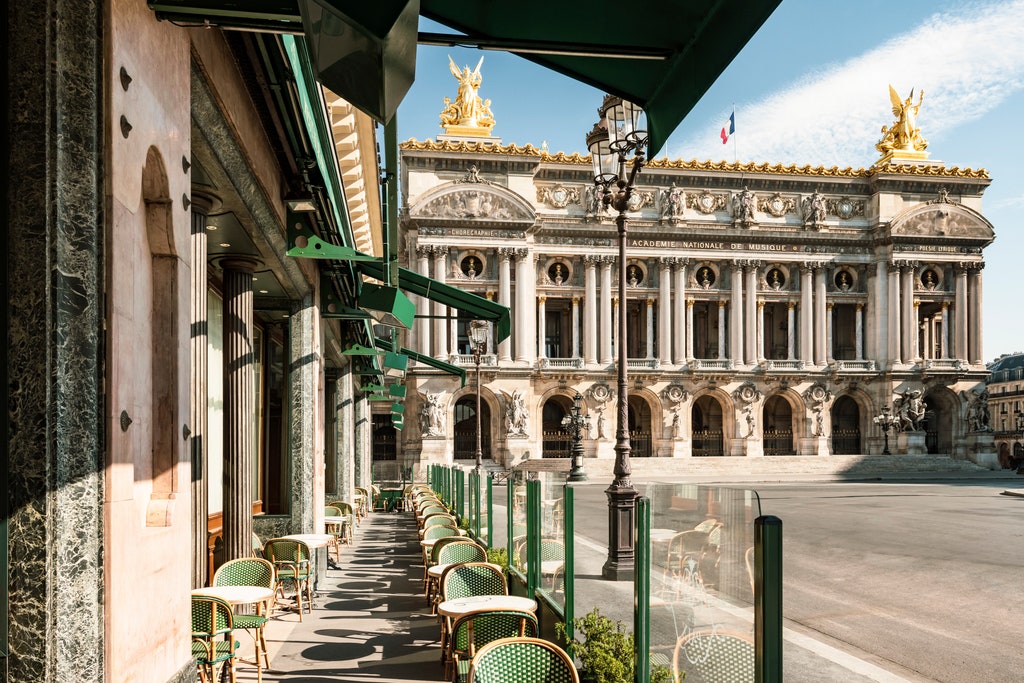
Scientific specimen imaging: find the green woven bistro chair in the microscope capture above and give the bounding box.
[263,538,313,620]
[539,538,566,594]
[324,505,345,562]
[425,535,472,594]
[191,594,239,683]
[672,629,754,683]
[326,501,356,541]
[420,513,458,538]
[428,540,488,610]
[212,557,275,681]
[467,636,580,683]
[448,609,538,682]
[438,562,508,656]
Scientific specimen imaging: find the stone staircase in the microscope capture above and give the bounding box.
[510,454,1013,482]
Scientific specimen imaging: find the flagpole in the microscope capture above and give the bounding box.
[731,103,737,163]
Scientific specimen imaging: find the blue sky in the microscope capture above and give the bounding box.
[396,0,1024,363]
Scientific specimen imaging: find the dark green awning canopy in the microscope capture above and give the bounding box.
[358,260,511,343]
[150,0,781,155]
[375,338,467,387]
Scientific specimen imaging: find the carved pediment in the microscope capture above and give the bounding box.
[410,183,535,224]
[891,204,993,239]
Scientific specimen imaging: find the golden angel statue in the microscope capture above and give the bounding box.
[440,55,495,134]
[876,85,928,157]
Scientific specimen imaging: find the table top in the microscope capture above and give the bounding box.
[650,528,677,542]
[324,517,347,526]
[436,594,537,618]
[192,585,275,605]
[281,533,334,548]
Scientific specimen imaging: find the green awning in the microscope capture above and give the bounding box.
[358,260,510,343]
[418,0,781,156]
[376,338,467,387]
[149,1,780,156]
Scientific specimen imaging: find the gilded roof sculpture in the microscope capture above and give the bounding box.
[876,85,929,163]
[439,56,496,137]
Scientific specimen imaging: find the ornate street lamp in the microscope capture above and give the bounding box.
[468,320,490,474]
[563,393,591,482]
[873,404,898,455]
[586,94,647,580]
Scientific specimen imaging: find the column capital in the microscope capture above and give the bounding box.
[827,302,835,310]
[498,246,515,261]
[512,247,529,261]
[856,303,864,311]
[572,296,580,305]
[431,245,449,257]
[658,256,673,269]
[538,295,546,304]
[416,245,432,259]
[787,301,796,310]
[757,300,765,310]
[646,298,654,308]
[584,254,602,266]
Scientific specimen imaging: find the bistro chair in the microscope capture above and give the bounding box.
[448,609,538,682]
[425,535,471,591]
[191,594,239,683]
[263,538,313,620]
[672,629,754,683]
[428,540,488,610]
[327,500,357,539]
[251,532,265,558]
[539,538,565,593]
[438,562,508,653]
[467,636,579,683]
[420,513,458,538]
[212,557,275,681]
[324,505,345,562]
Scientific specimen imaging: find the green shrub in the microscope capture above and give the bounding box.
[485,546,507,568]
[555,607,674,683]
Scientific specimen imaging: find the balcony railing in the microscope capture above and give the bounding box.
[764,359,805,371]
[835,360,876,371]
[450,353,498,367]
[539,357,585,370]
[627,358,659,370]
[924,358,965,371]
[692,359,734,371]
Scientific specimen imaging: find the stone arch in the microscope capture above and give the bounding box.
[539,391,575,458]
[831,387,873,454]
[922,385,959,455]
[762,389,802,455]
[142,146,181,526]
[452,386,494,462]
[690,388,733,456]
[408,181,536,228]
[626,389,659,457]
[890,201,995,242]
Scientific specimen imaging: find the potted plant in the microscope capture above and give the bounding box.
[556,607,674,683]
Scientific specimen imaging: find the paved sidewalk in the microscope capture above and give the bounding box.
[237,511,449,682]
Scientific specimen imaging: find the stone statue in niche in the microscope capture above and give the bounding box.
[421,392,446,437]
[503,389,529,436]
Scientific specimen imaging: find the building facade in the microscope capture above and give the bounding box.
[393,125,998,472]
[987,353,1024,469]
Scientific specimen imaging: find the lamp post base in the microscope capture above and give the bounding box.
[567,465,588,482]
[602,483,636,581]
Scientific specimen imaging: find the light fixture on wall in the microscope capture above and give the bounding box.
[358,283,416,330]
[585,93,647,581]
[383,351,408,379]
[467,320,491,474]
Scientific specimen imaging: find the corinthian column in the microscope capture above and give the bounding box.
[730,262,744,363]
[658,258,672,364]
[600,257,613,365]
[584,256,598,364]
[969,264,984,364]
[745,263,758,365]
[674,259,688,364]
[814,266,827,366]
[416,246,432,357]
[498,248,513,362]
[800,264,813,364]
[432,247,449,358]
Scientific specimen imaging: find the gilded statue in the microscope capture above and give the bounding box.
[440,55,495,134]
[876,85,928,157]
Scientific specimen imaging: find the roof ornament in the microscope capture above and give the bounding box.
[439,56,496,138]
[875,85,929,164]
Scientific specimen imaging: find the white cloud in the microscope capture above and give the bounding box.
[676,0,1024,167]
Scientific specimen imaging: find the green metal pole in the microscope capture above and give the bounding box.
[635,497,650,683]
[486,476,494,548]
[563,485,574,634]
[755,515,783,683]
[527,479,541,597]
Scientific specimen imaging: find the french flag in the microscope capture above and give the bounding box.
[720,110,735,144]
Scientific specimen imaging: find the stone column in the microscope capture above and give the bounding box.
[745,263,758,365]
[757,301,765,362]
[584,255,598,364]
[941,303,950,358]
[600,257,613,364]
[800,264,813,364]
[686,300,695,360]
[901,263,915,362]
[855,304,864,361]
[814,266,827,366]
[954,263,968,361]
[537,295,547,359]
[221,257,260,564]
[613,296,620,359]
[674,259,688,364]
[572,296,581,358]
[826,302,835,363]
[646,298,655,359]
[498,248,513,362]
[874,259,889,363]
[787,303,796,360]
[921,309,930,360]
[718,302,727,361]
[730,262,744,363]
[969,264,984,364]
[888,263,902,365]
[416,246,432,357]
[289,295,321,536]
[658,258,672,364]
[190,193,212,589]
[514,249,536,363]
[339,363,355,500]
[433,247,449,359]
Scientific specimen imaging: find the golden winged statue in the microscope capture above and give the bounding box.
[876,85,928,158]
[440,55,495,136]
